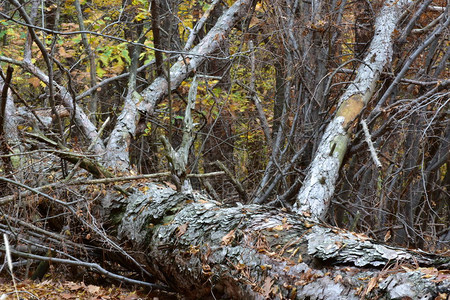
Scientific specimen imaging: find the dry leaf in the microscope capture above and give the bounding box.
[384,230,392,242]
[221,230,235,245]
[272,225,284,231]
[362,277,378,297]
[304,221,313,228]
[164,181,177,190]
[202,264,212,275]
[401,265,413,272]
[67,281,84,291]
[28,77,41,88]
[122,294,141,300]
[176,223,189,238]
[262,277,274,298]
[87,284,101,294]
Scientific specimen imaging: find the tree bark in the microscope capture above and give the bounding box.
[103,36,143,171]
[74,0,98,125]
[102,183,450,299]
[294,0,408,220]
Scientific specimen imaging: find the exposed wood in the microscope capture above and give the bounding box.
[361,119,382,169]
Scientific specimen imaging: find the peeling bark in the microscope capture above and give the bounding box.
[104,41,143,171]
[102,183,450,299]
[23,61,106,156]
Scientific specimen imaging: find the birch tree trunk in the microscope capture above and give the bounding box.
[294,0,408,220]
[104,0,253,170]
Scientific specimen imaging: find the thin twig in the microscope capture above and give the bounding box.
[361,119,382,169]
[215,161,248,202]
[0,176,152,279]
[0,247,169,290]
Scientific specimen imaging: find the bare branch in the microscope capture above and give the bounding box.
[1,247,168,290]
[361,119,382,169]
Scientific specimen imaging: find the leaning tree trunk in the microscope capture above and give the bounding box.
[294,0,408,220]
[101,183,450,299]
[104,0,254,171]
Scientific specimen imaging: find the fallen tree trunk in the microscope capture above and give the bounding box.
[102,183,450,299]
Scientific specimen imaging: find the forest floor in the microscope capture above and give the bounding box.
[0,268,177,300]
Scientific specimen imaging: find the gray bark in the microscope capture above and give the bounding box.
[294,0,408,220]
[23,62,106,156]
[102,183,450,299]
[0,73,19,150]
[104,40,143,171]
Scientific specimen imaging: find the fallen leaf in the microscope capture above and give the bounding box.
[262,277,274,298]
[272,225,284,231]
[87,284,101,294]
[362,276,378,297]
[67,281,84,291]
[176,223,189,238]
[202,264,212,275]
[384,230,392,242]
[222,230,235,245]
[401,265,413,272]
[122,294,141,300]
[419,267,438,277]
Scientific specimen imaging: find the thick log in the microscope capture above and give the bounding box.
[102,183,450,299]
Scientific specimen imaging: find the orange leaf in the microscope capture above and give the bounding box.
[28,77,40,88]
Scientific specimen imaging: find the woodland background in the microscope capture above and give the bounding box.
[0,0,449,298]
